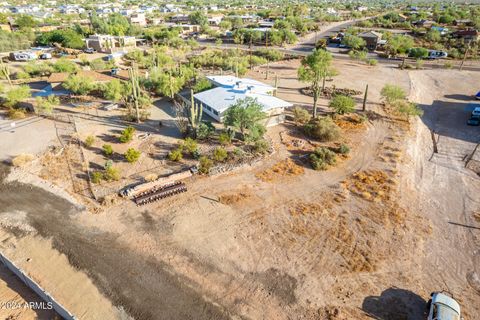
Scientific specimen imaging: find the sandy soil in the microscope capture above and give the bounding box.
[0,61,479,320]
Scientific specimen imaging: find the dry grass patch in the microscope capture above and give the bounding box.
[12,154,35,167]
[256,159,304,182]
[346,170,395,202]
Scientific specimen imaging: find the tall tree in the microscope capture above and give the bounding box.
[223,97,266,141]
[298,49,336,118]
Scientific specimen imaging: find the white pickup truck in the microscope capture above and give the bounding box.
[427,292,462,320]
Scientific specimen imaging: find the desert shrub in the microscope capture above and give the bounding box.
[103,144,113,156]
[380,84,406,104]
[303,117,341,142]
[233,147,245,158]
[213,147,228,162]
[338,144,350,154]
[84,135,95,147]
[293,106,311,125]
[309,147,337,170]
[119,126,135,143]
[182,137,198,154]
[124,148,141,163]
[444,62,453,69]
[7,109,26,119]
[11,154,34,167]
[196,121,215,140]
[168,148,183,161]
[329,95,355,114]
[91,171,103,184]
[395,100,424,118]
[104,166,120,181]
[253,139,269,154]
[198,156,213,174]
[219,132,232,145]
[367,59,377,66]
[415,59,424,69]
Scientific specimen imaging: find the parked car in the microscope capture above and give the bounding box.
[426,292,461,320]
[467,115,480,126]
[84,48,96,54]
[427,50,448,59]
[101,103,119,111]
[472,106,480,117]
[475,91,480,100]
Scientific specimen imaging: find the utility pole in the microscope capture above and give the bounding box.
[460,41,472,71]
[362,84,368,111]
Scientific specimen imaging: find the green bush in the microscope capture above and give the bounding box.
[124,148,141,163]
[192,77,213,93]
[303,117,341,142]
[293,106,311,125]
[84,135,95,147]
[103,144,113,156]
[182,137,198,154]
[444,62,453,69]
[119,126,135,143]
[253,139,269,154]
[198,156,213,174]
[213,147,228,162]
[104,166,120,181]
[219,132,232,145]
[168,148,183,161]
[380,84,406,104]
[196,122,215,140]
[329,95,355,114]
[91,171,103,184]
[309,147,337,170]
[338,144,350,154]
[367,59,378,66]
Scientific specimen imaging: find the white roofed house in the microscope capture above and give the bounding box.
[192,76,292,127]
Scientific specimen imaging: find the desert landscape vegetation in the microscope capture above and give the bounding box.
[0,1,479,319]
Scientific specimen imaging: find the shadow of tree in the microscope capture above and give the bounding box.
[362,287,426,320]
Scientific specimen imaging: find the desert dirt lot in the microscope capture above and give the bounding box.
[0,59,479,320]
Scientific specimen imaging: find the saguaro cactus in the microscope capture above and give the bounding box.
[362,84,368,111]
[128,66,141,123]
[189,89,203,133]
[0,59,11,85]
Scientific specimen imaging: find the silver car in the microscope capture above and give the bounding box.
[427,292,461,320]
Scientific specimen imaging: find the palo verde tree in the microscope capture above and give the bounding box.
[223,97,266,141]
[298,49,336,118]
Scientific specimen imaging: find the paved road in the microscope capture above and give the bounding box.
[198,19,480,72]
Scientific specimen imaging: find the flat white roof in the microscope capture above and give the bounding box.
[206,75,274,94]
[194,86,292,115]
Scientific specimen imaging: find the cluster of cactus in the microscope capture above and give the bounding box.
[189,89,203,132]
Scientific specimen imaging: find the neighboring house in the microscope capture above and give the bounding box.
[85,34,137,53]
[453,19,473,27]
[148,17,164,26]
[358,31,382,51]
[129,13,147,26]
[165,23,201,34]
[454,29,478,42]
[169,14,190,24]
[47,70,117,91]
[208,16,223,26]
[191,75,292,126]
[412,19,435,28]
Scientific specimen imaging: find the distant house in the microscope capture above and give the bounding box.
[207,16,223,26]
[169,14,190,24]
[129,13,147,27]
[358,31,382,51]
[47,71,117,91]
[191,75,292,126]
[85,34,137,53]
[454,29,478,42]
[453,19,473,27]
[412,19,435,28]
